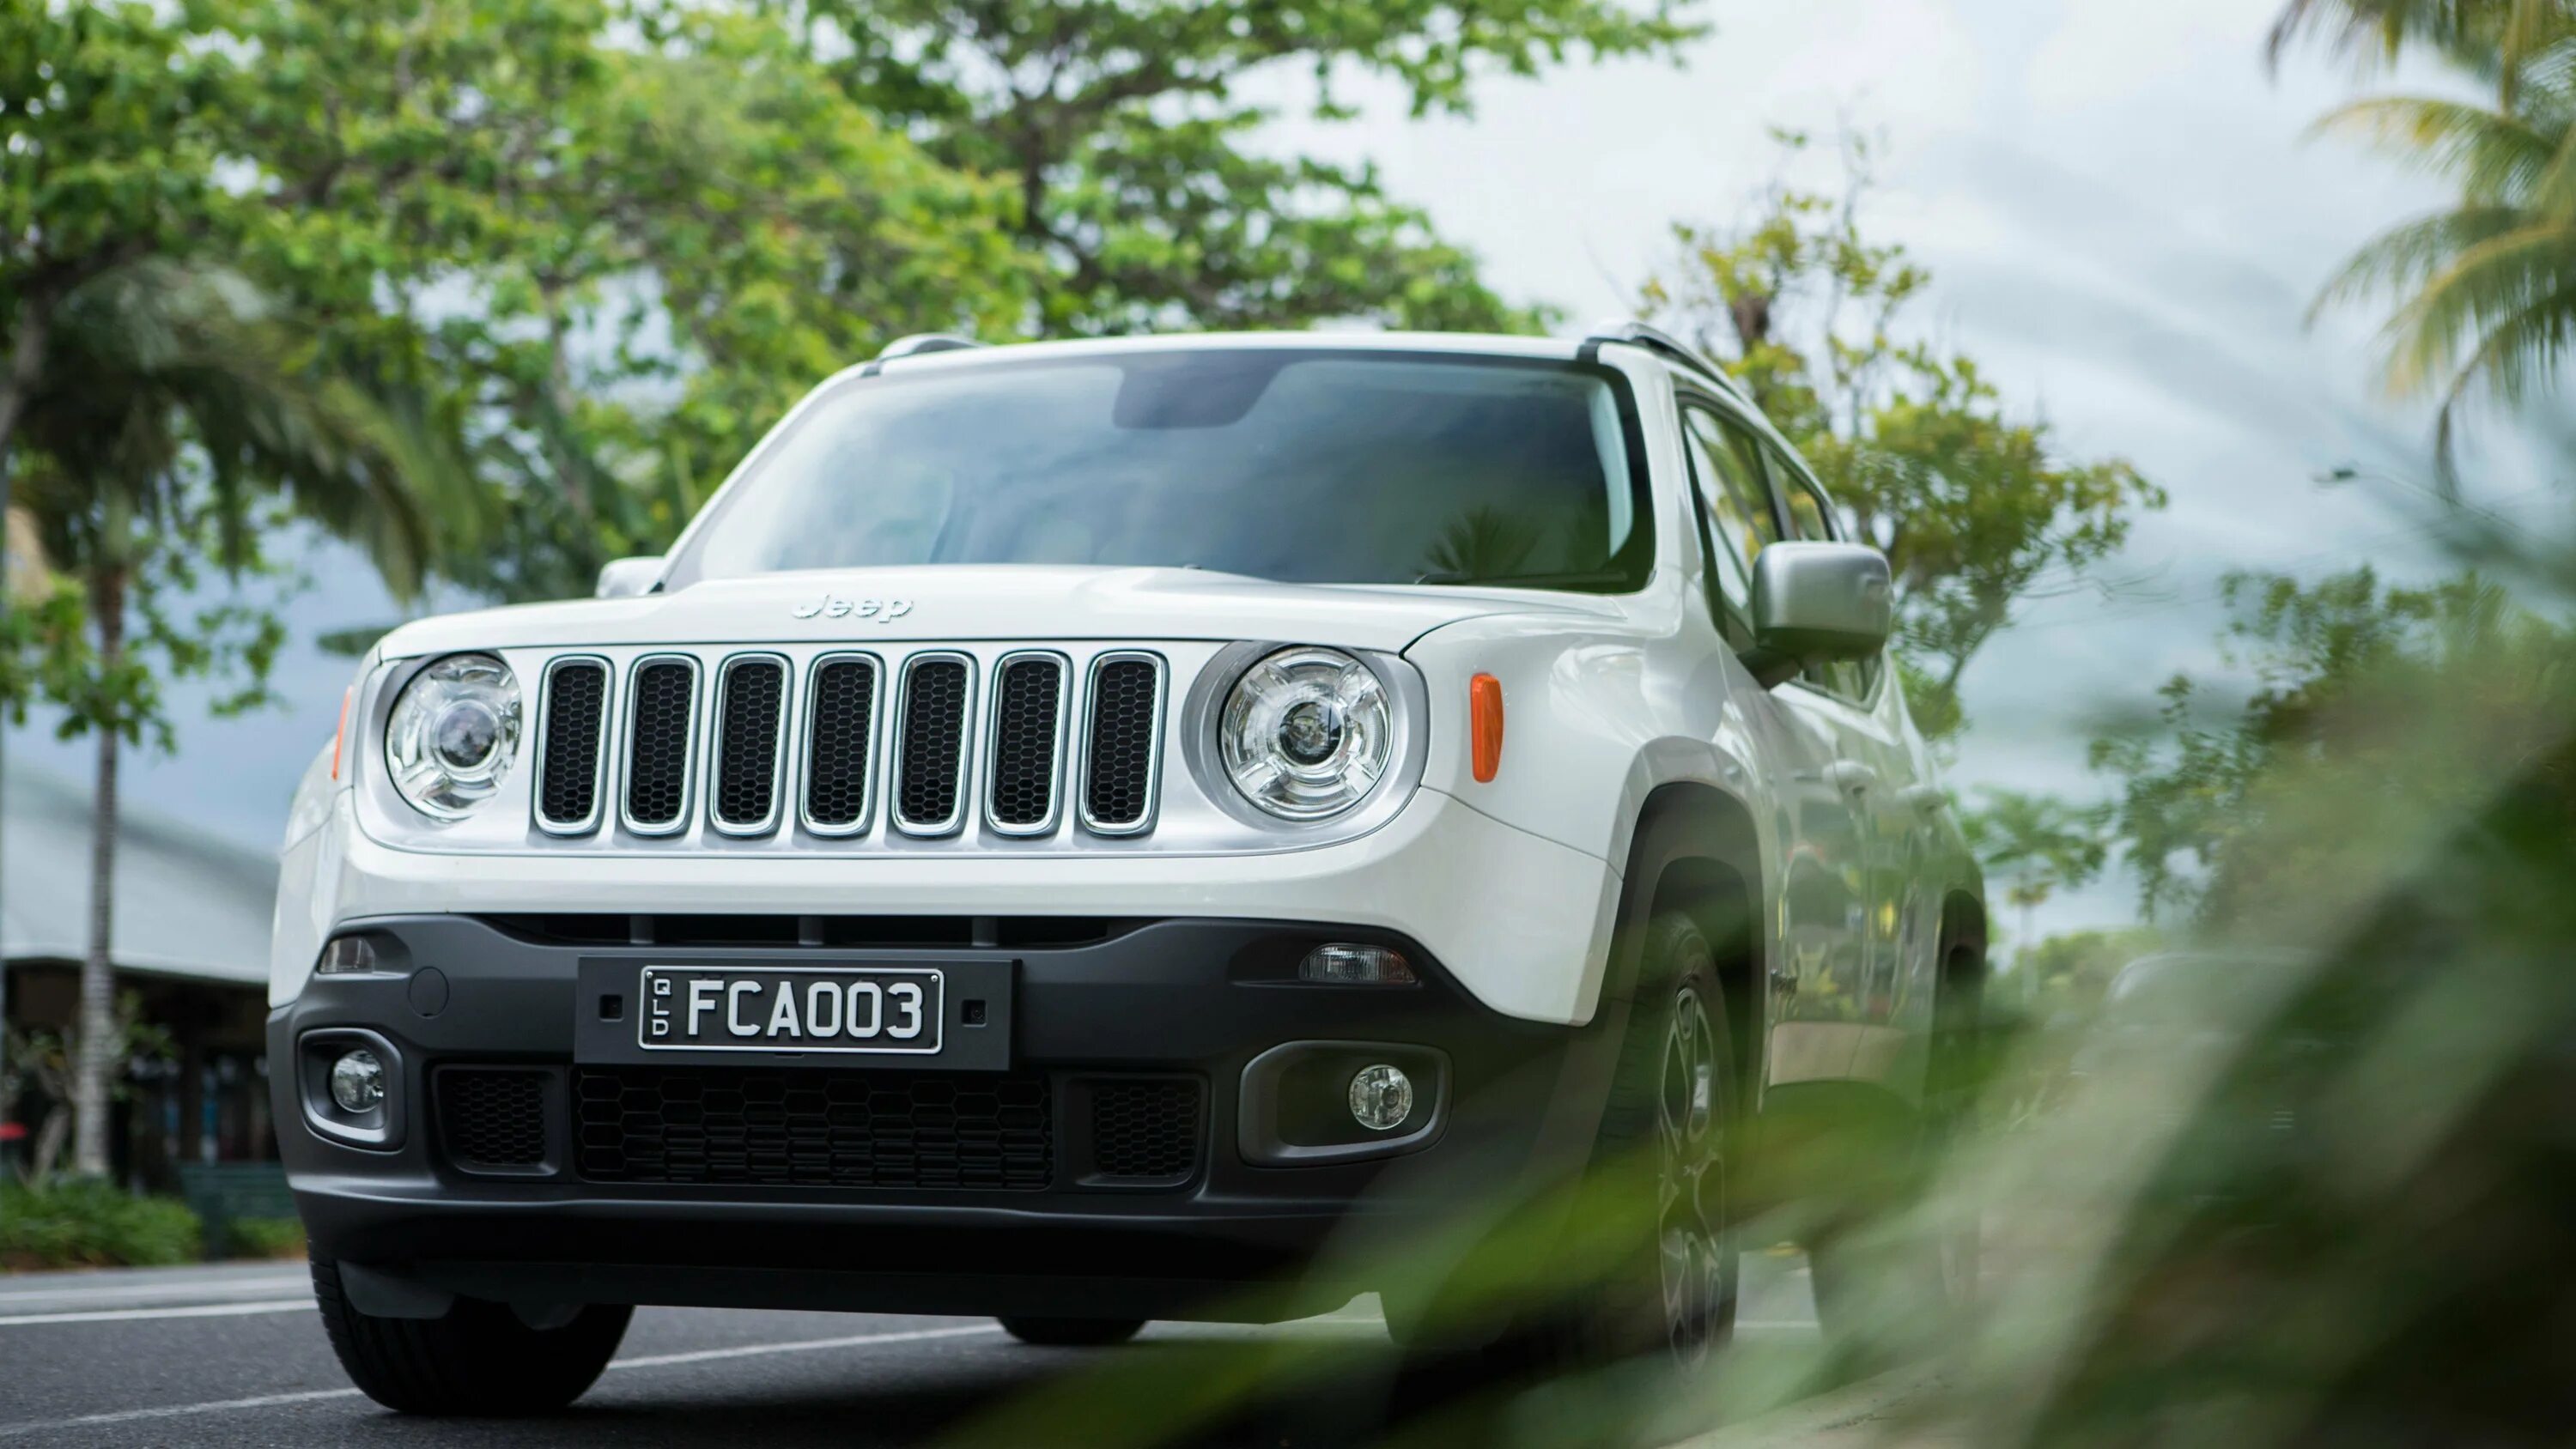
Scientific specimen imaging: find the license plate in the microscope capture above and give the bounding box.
[637,967,943,1055]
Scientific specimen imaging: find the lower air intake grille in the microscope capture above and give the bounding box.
[712,658,787,831]
[437,1069,550,1172]
[537,661,608,831]
[988,656,1065,831]
[896,658,970,833]
[803,657,878,831]
[624,659,697,830]
[574,1067,1052,1190]
[1088,1079,1202,1182]
[1083,657,1161,832]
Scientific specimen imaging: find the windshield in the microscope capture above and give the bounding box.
[664,349,1652,591]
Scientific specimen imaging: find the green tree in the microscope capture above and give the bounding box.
[796,0,1705,335]
[2088,564,2574,929]
[9,259,428,1178]
[225,0,1036,603]
[1959,788,2113,954]
[2307,47,2576,476]
[2269,0,2574,102]
[1640,130,2165,741]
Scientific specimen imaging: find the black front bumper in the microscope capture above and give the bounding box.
[270,915,1614,1321]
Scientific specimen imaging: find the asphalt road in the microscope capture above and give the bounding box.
[0,1258,1827,1446]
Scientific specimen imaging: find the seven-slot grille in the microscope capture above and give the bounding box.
[535,648,1160,840]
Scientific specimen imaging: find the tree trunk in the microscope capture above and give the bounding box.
[68,562,126,1180]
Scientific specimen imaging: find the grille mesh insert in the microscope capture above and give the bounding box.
[1089,1079,1201,1181]
[713,659,786,829]
[988,658,1063,829]
[574,1067,1051,1190]
[1084,658,1160,829]
[804,658,877,830]
[538,662,607,828]
[625,660,696,828]
[439,1070,549,1170]
[896,659,969,830]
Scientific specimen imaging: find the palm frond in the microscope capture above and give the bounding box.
[2312,95,2561,199]
[2313,206,2530,317]
[2378,218,2576,392]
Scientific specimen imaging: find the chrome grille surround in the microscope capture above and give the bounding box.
[983,651,1070,838]
[352,640,1428,858]
[708,652,792,837]
[618,654,702,837]
[798,652,881,838]
[890,652,976,837]
[532,656,613,836]
[1079,651,1167,837]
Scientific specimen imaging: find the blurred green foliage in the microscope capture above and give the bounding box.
[0,1179,201,1270]
[1640,130,2166,742]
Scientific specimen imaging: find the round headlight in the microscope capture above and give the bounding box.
[385,653,521,818]
[1219,647,1393,820]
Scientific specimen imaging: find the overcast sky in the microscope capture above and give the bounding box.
[17,0,2567,949]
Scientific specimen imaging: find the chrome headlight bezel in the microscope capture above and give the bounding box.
[382,652,523,820]
[1215,646,1400,822]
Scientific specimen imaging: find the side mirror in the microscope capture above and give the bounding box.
[1745,542,1892,687]
[594,555,665,599]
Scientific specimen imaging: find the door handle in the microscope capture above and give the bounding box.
[1822,761,1878,796]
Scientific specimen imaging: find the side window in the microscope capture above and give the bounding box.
[1762,443,1882,700]
[1680,404,1783,618]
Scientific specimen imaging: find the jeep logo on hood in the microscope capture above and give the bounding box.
[791,595,915,622]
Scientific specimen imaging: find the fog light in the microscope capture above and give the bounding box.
[1348,1064,1413,1131]
[329,1050,386,1113]
[1299,943,1417,986]
[317,937,378,974]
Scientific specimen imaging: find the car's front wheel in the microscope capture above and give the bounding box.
[312,1256,631,1415]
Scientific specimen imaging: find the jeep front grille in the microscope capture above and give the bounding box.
[710,655,788,834]
[1083,654,1164,834]
[528,646,1164,842]
[894,654,973,835]
[987,653,1067,834]
[535,658,610,834]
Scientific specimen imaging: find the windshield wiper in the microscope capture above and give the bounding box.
[1413,568,1635,589]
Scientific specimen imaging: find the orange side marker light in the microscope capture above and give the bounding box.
[331,686,353,780]
[1470,673,1504,783]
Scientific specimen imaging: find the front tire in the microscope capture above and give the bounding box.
[312,1256,631,1416]
[999,1315,1145,1347]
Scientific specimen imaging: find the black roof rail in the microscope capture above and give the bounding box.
[876,333,986,361]
[1580,320,1746,398]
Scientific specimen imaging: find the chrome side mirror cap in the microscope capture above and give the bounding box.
[594,555,665,599]
[1747,542,1892,682]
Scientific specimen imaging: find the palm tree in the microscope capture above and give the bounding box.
[2311,50,2576,476]
[8,258,427,1178]
[2270,0,2576,103]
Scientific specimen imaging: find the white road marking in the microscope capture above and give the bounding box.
[0,1320,1005,1439]
[0,1299,317,1327]
[611,1323,1002,1370]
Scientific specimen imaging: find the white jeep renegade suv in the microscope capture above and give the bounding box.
[270,324,1987,1413]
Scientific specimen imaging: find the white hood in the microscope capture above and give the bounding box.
[375,565,1626,658]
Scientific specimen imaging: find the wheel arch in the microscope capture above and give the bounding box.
[1603,781,1771,1102]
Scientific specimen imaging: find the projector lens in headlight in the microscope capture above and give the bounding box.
[385,653,521,818]
[1219,647,1392,820]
